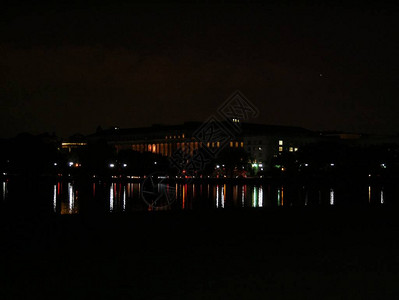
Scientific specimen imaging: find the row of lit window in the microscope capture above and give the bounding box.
[230,141,244,148]
[165,134,185,139]
[278,146,298,152]
[129,141,244,156]
[61,142,87,148]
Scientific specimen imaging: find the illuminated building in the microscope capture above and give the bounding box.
[88,122,316,171]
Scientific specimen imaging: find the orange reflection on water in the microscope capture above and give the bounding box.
[182,184,186,209]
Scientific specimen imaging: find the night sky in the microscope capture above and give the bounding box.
[0,1,398,138]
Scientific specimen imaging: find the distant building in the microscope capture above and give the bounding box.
[88,121,318,171]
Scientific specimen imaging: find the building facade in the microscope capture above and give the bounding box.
[88,121,317,171]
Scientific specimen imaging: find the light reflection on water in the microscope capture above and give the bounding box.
[109,183,114,212]
[2,181,7,201]
[52,182,79,214]
[5,180,389,214]
[330,188,335,206]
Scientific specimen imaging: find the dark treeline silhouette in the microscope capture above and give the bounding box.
[1,133,399,184]
[272,141,399,183]
[0,133,62,177]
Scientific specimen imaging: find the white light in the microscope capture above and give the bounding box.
[122,186,126,211]
[304,163,308,167]
[241,187,245,207]
[330,163,335,167]
[216,165,220,168]
[123,163,127,167]
[68,182,74,213]
[3,181,7,201]
[259,186,263,207]
[110,184,114,212]
[154,161,157,165]
[54,163,58,166]
[68,162,74,167]
[259,164,263,167]
[330,189,334,205]
[109,163,115,168]
[53,185,57,212]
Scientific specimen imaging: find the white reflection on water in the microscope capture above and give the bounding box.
[381,189,384,204]
[330,188,334,205]
[252,187,258,207]
[53,184,57,212]
[216,185,225,208]
[277,188,281,206]
[122,186,126,211]
[252,186,264,207]
[68,182,74,212]
[216,185,220,208]
[241,186,245,207]
[2,181,7,201]
[110,184,114,212]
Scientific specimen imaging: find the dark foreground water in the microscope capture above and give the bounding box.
[2,177,399,299]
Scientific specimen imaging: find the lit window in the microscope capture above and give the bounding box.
[294,147,298,152]
[289,147,293,152]
[230,141,233,147]
[279,140,283,146]
[235,142,239,148]
[182,133,185,138]
[240,142,244,147]
[217,142,220,147]
[279,146,283,152]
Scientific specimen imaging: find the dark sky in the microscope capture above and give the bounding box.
[0,1,398,138]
